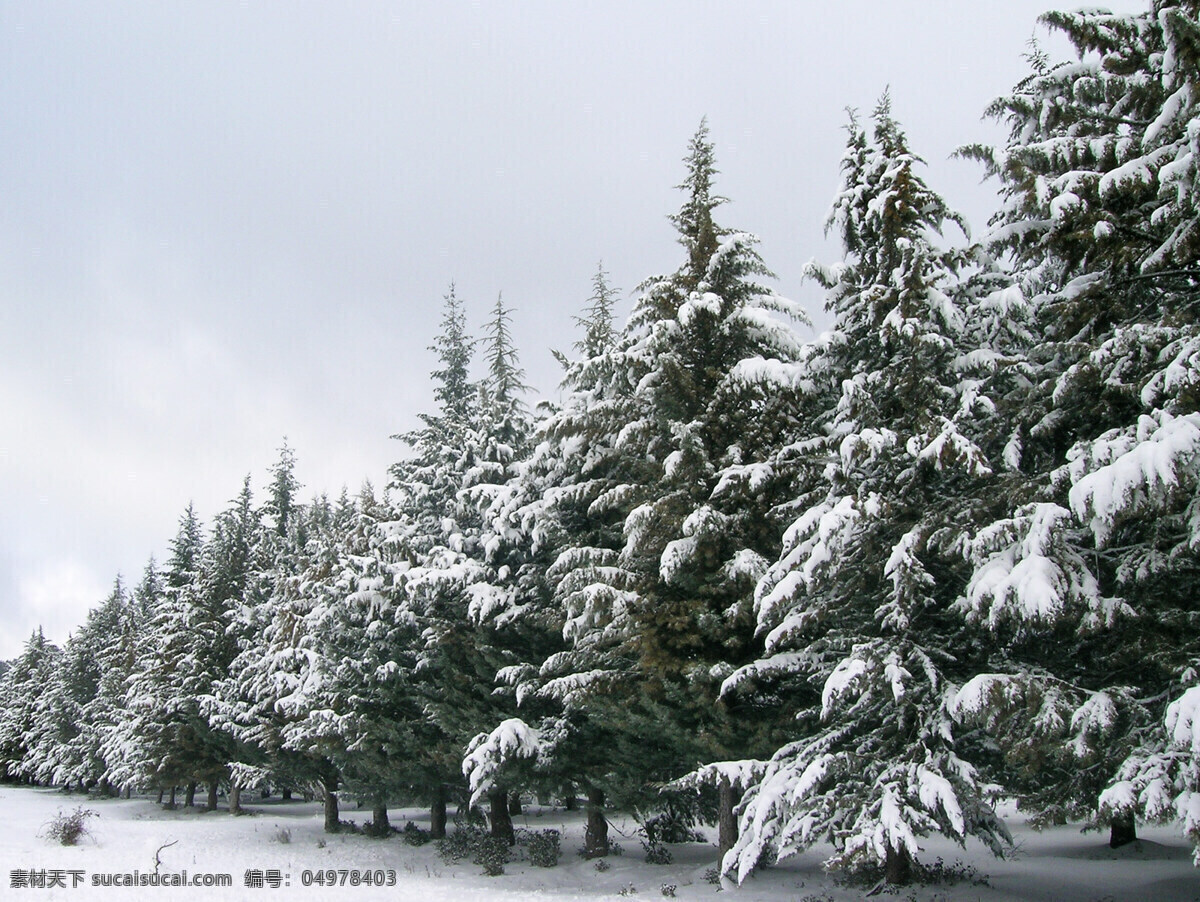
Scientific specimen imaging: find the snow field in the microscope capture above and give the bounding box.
[1,787,1197,901]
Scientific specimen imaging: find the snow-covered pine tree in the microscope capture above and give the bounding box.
[89,575,142,796]
[460,264,626,857]
[274,496,363,831]
[396,289,542,842]
[457,294,615,840]
[171,477,264,809]
[209,452,350,828]
[208,454,305,811]
[620,120,807,684]
[477,124,810,851]
[384,284,501,832]
[20,577,136,792]
[265,440,302,540]
[722,100,1013,885]
[120,505,206,805]
[307,481,422,835]
[0,629,61,783]
[102,559,164,794]
[241,493,351,831]
[952,0,1200,853]
[592,122,814,848]
[607,121,809,811]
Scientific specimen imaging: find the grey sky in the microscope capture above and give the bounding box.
[0,1,1141,657]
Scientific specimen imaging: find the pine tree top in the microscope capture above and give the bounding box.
[483,293,530,407]
[166,503,205,589]
[573,262,618,360]
[430,283,476,429]
[670,118,731,286]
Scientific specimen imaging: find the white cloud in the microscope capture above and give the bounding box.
[8,559,110,659]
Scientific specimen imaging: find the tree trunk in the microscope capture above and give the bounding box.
[156,788,164,805]
[430,784,447,839]
[123,785,131,800]
[584,786,608,859]
[281,787,292,801]
[230,784,242,815]
[488,788,515,846]
[185,782,196,807]
[564,788,577,811]
[884,842,912,885]
[718,776,739,865]
[206,781,218,811]
[508,792,522,816]
[371,801,390,836]
[321,769,341,833]
[168,786,177,809]
[1110,812,1137,848]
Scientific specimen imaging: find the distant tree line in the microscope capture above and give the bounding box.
[3,2,1200,886]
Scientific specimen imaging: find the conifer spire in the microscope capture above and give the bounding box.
[671,118,729,285]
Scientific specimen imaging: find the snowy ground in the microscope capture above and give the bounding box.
[1,785,1197,901]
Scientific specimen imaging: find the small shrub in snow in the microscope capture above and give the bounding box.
[617,883,638,896]
[44,807,96,846]
[527,829,561,867]
[402,821,431,846]
[438,826,485,863]
[917,858,989,887]
[832,856,987,889]
[363,818,392,838]
[474,835,511,877]
[642,840,672,865]
[643,810,704,844]
[438,824,514,874]
[660,883,677,897]
[272,826,291,844]
[594,859,611,873]
[703,867,721,885]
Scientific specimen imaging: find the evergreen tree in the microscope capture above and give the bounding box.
[103,559,164,793]
[210,454,348,825]
[265,440,302,540]
[460,269,627,856]
[311,482,422,834]
[24,577,136,791]
[597,120,808,811]
[120,504,207,803]
[271,500,356,831]
[383,284,497,831]
[952,0,1200,852]
[472,122,810,853]
[0,629,61,782]
[398,288,542,842]
[187,477,261,808]
[723,101,1014,884]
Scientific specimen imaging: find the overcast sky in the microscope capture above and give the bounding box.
[0,1,1144,658]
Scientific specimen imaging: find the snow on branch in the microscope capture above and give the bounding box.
[1166,686,1200,755]
[462,718,545,807]
[1068,411,1200,546]
[958,503,1131,630]
[668,759,768,794]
